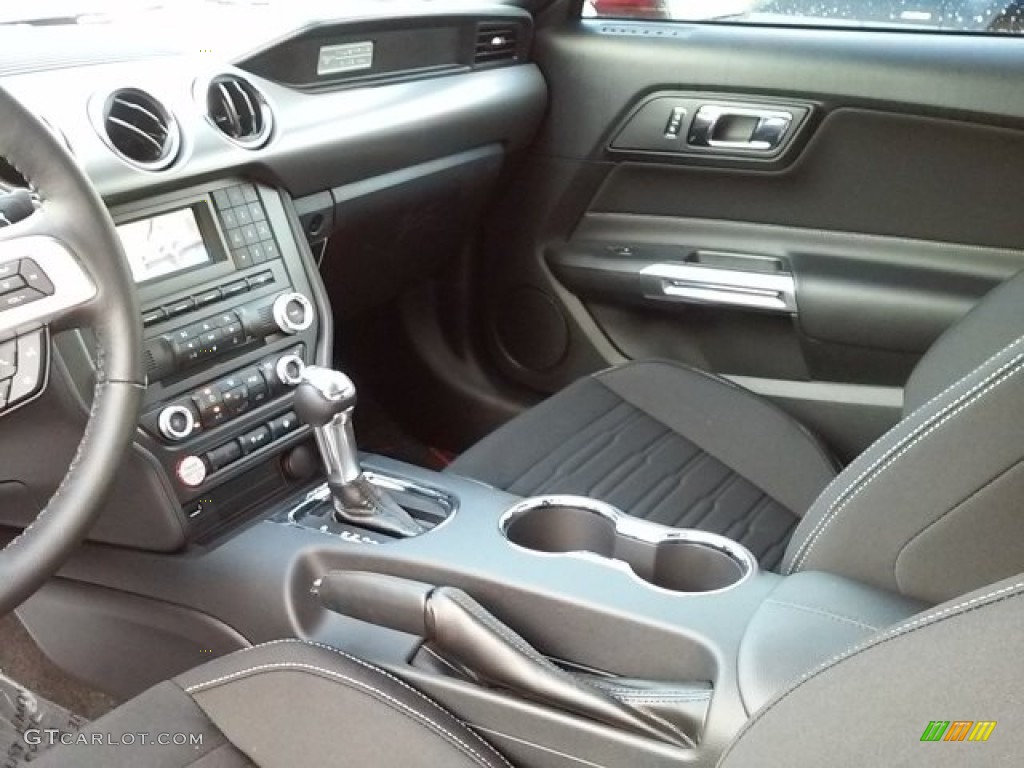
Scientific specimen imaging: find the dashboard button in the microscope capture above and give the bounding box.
[158,404,196,441]
[234,206,253,226]
[214,311,239,328]
[212,189,232,209]
[242,186,259,203]
[164,298,195,318]
[241,224,260,245]
[269,411,298,439]
[248,202,265,222]
[0,262,20,280]
[239,426,272,454]
[258,240,280,261]
[19,260,54,296]
[248,271,274,289]
[232,248,254,269]
[219,208,239,229]
[176,455,207,488]
[206,440,242,471]
[247,244,264,265]
[222,385,250,416]
[194,288,221,307]
[220,280,249,299]
[227,186,247,208]
[141,308,165,327]
[226,228,246,250]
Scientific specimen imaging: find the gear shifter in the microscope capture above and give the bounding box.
[292,366,425,538]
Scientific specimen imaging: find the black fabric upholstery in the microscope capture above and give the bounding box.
[449,361,837,570]
[33,640,509,768]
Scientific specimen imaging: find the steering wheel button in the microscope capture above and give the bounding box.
[19,260,54,296]
[0,339,15,375]
[0,262,19,280]
[0,276,25,295]
[176,455,207,488]
[1,287,44,309]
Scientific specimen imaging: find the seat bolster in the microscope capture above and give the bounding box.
[595,361,837,514]
[175,639,510,768]
[784,333,1024,603]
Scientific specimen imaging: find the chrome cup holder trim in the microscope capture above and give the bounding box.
[498,494,758,595]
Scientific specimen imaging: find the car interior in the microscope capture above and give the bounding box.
[1,0,1023,765]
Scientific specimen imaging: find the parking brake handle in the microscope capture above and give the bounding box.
[315,570,698,749]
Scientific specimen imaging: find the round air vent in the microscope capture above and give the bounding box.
[206,75,272,149]
[95,88,180,170]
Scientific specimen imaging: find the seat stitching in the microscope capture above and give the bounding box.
[763,599,881,632]
[184,662,501,768]
[717,580,1024,765]
[231,639,513,768]
[787,336,1024,571]
[788,353,1024,573]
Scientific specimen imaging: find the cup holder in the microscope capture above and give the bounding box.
[500,496,756,594]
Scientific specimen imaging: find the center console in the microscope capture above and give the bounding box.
[109,180,327,541]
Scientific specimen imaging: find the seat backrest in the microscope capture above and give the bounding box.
[781,270,1024,603]
[718,573,1024,767]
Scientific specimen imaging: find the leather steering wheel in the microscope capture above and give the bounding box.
[0,85,143,615]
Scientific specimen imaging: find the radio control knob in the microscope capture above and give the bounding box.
[275,354,306,386]
[272,292,314,334]
[158,404,196,442]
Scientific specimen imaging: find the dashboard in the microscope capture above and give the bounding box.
[0,2,547,551]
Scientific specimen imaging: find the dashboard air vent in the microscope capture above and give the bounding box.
[474,22,520,66]
[206,75,272,149]
[99,88,179,170]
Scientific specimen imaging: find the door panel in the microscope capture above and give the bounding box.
[476,12,1024,461]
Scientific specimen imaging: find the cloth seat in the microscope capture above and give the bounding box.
[451,269,1024,585]
[449,360,838,570]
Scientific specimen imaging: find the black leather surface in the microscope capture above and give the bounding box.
[450,361,837,570]
[0,84,143,615]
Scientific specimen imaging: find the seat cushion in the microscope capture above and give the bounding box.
[449,361,837,570]
[32,640,510,768]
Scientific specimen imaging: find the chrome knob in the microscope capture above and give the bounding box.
[275,353,306,386]
[272,292,314,334]
[158,404,195,441]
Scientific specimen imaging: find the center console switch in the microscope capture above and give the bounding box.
[141,344,305,442]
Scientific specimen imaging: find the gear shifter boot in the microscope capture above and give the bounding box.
[331,475,425,538]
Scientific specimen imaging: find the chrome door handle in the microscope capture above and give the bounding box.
[639,262,797,314]
[688,105,794,151]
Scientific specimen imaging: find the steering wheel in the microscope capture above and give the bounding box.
[0,85,143,615]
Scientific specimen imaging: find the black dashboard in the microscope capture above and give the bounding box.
[0,2,547,551]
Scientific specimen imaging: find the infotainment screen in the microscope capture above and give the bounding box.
[116,207,212,284]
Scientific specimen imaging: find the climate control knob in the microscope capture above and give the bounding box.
[272,292,314,334]
[275,354,306,386]
[158,404,196,442]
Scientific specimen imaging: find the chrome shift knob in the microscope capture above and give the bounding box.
[294,366,361,486]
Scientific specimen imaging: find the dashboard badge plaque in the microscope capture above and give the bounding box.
[317,42,374,76]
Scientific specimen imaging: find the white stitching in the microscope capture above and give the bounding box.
[763,599,881,632]
[788,350,1024,572]
[221,639,513,768]
[186,662,501,768]
[717,579,1024,765]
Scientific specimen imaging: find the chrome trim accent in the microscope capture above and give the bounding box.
[195,73,275,151]
[499,494,757,596]
[281,471,459,540]
[273,292,314,334]
[274,354,305,386]
[157,404,196,441]
[689,105,793,151]
[87,88,181,172]
[0,237,97,339]
[639,262,797,314]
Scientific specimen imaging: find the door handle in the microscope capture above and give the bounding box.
[639,262,797,314]
[688,105,794,151]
